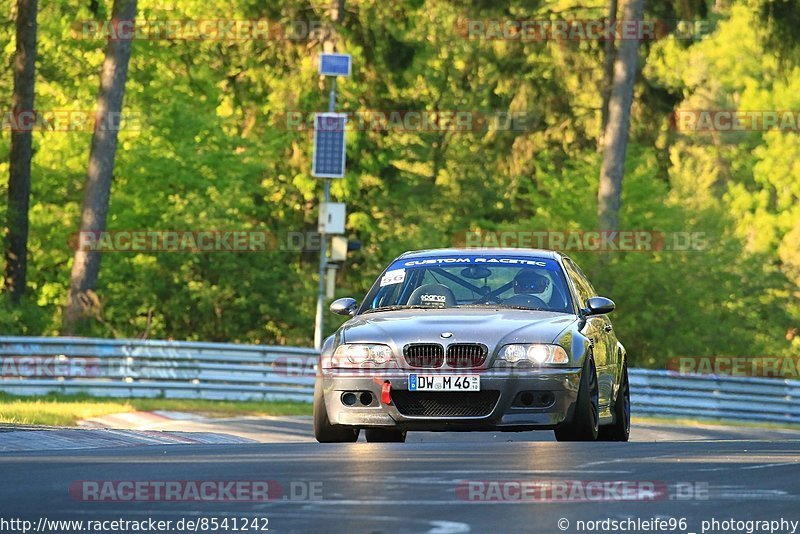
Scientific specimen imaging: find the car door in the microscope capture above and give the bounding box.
[561,258,617,410]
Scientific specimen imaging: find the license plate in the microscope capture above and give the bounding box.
[408,374,480,391]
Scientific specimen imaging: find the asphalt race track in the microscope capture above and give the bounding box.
[1,423,799,533]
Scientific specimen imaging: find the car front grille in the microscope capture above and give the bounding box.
[446,343,488,368]
[404,344,444,368]
[391,390,500,417]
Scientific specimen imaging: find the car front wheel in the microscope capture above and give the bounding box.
[313,382,360,443]
[554,356,599,442]
[598,362,630,442]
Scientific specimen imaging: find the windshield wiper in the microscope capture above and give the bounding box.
[362,305,434,314]
[454,304,553,312]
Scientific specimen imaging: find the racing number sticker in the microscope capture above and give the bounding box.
[380,268,406,287]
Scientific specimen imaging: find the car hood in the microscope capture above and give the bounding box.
[339,308,577,348]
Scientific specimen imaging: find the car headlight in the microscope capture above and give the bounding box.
[331,344,396,368]
[495,344,569,366]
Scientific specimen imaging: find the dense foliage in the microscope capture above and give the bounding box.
[1,0,798,367]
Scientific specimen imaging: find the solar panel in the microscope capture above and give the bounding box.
[312,113,347,178]
[319,53,352,77]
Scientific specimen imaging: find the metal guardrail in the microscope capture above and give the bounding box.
[630,368,800,425]
[0,336,798,425]
[0,336,317,402]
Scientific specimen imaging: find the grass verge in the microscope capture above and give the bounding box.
[632,414,800,432]
[0,392,311,426]
[4,395,796,432]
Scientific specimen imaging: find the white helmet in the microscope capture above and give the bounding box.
[512,269,553,303]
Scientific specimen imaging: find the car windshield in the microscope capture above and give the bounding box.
[360,255,574,314]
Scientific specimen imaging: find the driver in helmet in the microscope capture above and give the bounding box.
[512,269,553,304]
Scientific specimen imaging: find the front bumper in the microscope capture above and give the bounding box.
[319,368,581,431]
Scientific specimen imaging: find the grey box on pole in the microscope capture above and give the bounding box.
[318,202,346,234]
[330,236,349,262]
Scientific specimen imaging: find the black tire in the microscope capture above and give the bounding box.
[554,356,599,442]
[598,362,630,442]
[365,428,407,443]
[313,382,360,443]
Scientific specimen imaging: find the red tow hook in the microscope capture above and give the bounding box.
[381,381,392,405]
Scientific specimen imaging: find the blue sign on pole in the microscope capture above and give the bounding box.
[312,113,347,178]
[319,53,352,77]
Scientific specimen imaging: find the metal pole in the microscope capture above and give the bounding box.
[313,78,337,350]
[328,77,337,113]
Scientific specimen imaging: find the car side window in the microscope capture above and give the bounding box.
[373,283,400,308]
[572,260,598,298]
[562,258,595,308]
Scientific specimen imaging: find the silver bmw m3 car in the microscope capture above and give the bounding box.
[314,248,629,443]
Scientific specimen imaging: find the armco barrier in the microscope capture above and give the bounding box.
[0,336,316,402]
[0,337,798,424]
[629,368,800,425]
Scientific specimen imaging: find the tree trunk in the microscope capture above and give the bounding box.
[330,0,345,22]
[63,0,137,334]
[323,0,345,52]
[597,0,644,232]
[4,0,38,303]
[598,0,618,151]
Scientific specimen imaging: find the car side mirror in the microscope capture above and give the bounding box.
[330,297,358,317]
[584,296,615,316]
